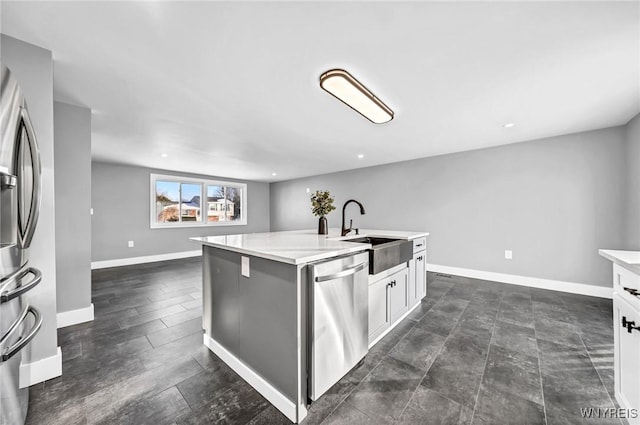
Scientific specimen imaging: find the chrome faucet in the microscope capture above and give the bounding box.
[341,199,366,237]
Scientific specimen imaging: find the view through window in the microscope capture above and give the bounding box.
[151,174,246,227]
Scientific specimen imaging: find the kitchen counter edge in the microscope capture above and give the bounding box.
[599,249,640,275]
[191,229,429,265]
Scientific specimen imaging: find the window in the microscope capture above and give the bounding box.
[151,173,247,228]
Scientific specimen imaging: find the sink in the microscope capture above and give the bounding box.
[345,237,399,246]
[345,237,413,274]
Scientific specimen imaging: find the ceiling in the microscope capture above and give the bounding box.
[2,1,638,182]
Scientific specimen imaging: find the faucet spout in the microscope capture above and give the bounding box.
[341,199,366,237]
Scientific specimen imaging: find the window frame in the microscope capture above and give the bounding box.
[150,173,248,229]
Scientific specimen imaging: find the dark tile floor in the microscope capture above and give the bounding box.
[27,258,620,425]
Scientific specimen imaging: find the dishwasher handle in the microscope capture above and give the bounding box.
[315,262,367,283]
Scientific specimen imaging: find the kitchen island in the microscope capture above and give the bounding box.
[191,229,428,423]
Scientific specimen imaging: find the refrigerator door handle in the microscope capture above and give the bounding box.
[16,106,42,249]
[0,267,42,304]
[0,172,17,189]
[0,306,42,362]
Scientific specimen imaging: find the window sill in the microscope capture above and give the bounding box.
[150,221,247,229]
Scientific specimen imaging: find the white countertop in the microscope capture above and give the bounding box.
[279,228,428,240]
[599,249,640,274]
[191,228,429,265]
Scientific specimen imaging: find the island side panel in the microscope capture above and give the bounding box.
[237,255,301,402]
[202,247,211,336]
[297,264,308,417]
[203,246,241,352]
[202,245,305,406]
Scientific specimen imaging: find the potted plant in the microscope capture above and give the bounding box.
[310,190,336,235]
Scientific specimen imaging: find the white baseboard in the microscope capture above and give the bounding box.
[91,250,202,270]
[57,303,94,328]
[19,346,62,388]
[426,263,613,299]
[203,334,302,423]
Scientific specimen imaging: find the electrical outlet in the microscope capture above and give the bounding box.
[505,250,513,260]
[241,256,250,277]
[306,188,310,193]
[128,241,134,248]
[90,208,94,215]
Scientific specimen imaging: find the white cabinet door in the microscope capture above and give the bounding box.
[369,276,390,344]
[389,269,409,324]
[408,252,426,308]
[416,252,426,300]
[408,258,418,308]
[614,294,640,425]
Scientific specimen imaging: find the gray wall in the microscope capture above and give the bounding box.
[624,113,640,250]
[1,35,59,365]
[91,162,270,262]
[54,101,92,314]
[271,127,627,288]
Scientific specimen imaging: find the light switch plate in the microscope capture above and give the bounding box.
[242,256,250,277]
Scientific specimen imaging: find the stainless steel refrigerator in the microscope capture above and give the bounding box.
[0,63,44,425]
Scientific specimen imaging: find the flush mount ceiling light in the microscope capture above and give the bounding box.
[503,123,515,128]
[319,69,394,124]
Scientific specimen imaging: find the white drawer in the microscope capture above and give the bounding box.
[413,237,426,253]
[614,264,640,309]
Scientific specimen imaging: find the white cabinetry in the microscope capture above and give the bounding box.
[389,268,409,324]
[368,267,408,344]
[614,263,640,310]
[408,239,427,308]
[368,237,428,346]
[613,294,640,424]
[368,275,390,343]
[417,253,426,300]
[600,250,640,425]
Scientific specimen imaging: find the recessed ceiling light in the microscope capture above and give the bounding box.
[503,123,515,128]
[319,69,393,124]
[357,154,364,159]
[271,172,277,176]
[160,153,168,157]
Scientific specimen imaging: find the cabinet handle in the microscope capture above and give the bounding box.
[623,287,640,298]
[622,316,640,334]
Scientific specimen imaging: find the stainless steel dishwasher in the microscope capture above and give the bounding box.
[308,251,369,401]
